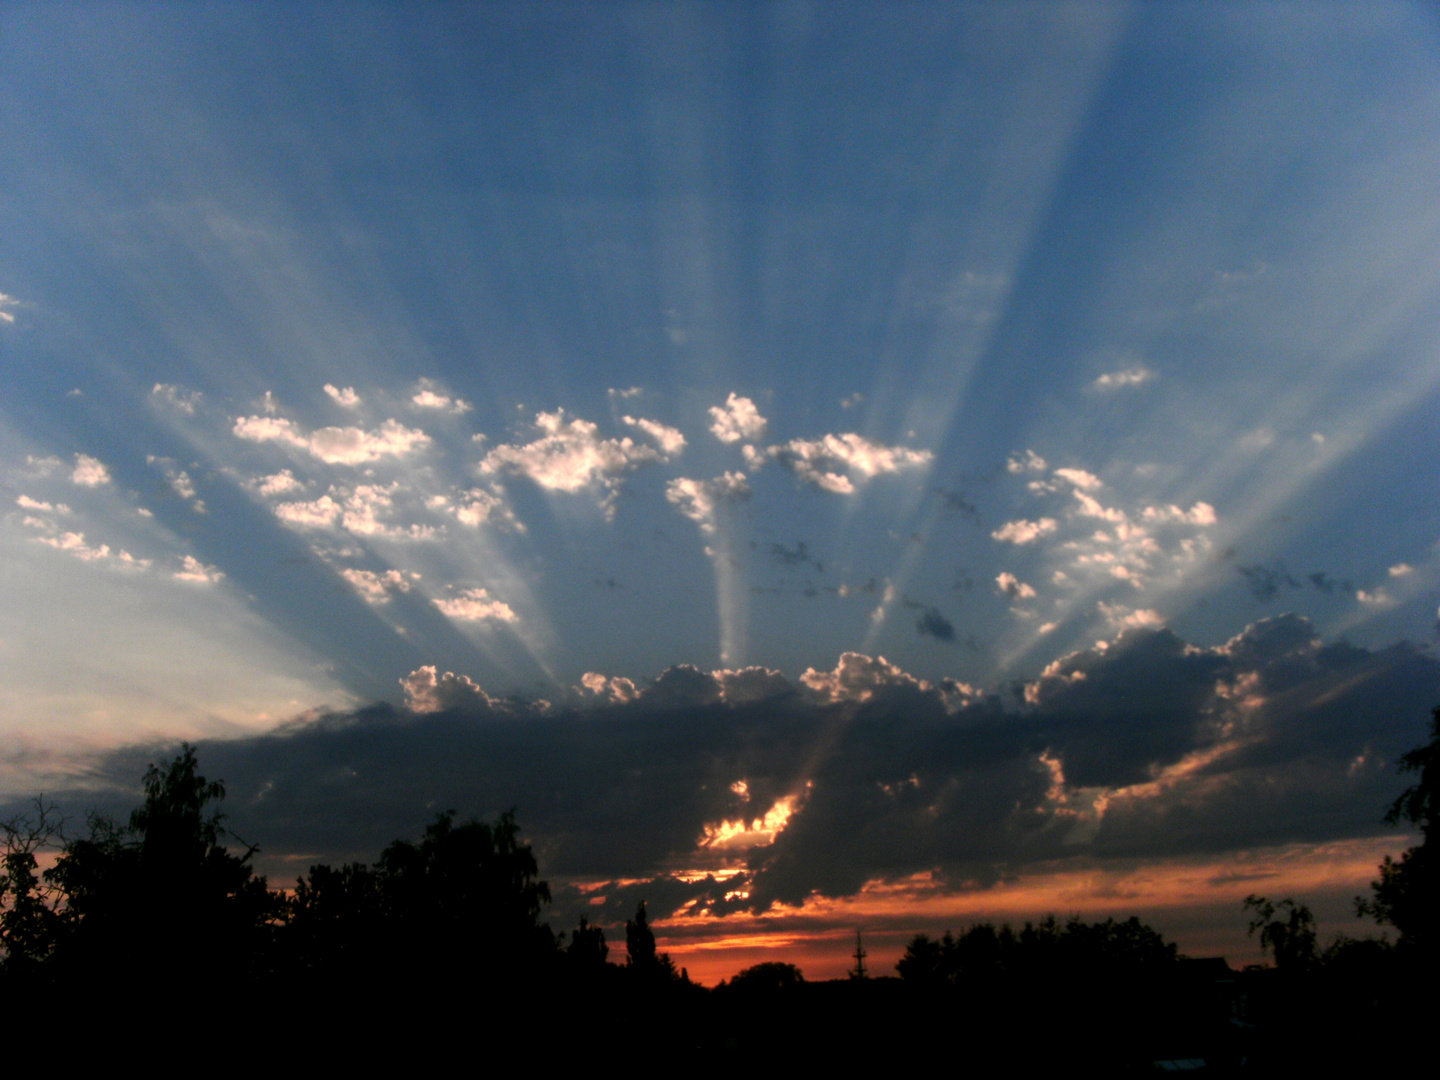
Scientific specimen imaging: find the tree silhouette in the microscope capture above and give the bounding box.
[1358,704,1439,956]
[40,745,276,1003]
[1244,894,1317,972]
[625,901,679,983]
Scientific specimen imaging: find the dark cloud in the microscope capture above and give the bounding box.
[915,606,956,642]
[1237,562,1355,601]
[19,618,1436,932]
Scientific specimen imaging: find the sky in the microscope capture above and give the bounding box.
[3,1,1440,981]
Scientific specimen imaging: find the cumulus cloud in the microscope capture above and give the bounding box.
[71,454,111,487]
[622,416,686,456]
[433,587,517,623]
[991,517,1057,544]
[450,487,524,532]
[708,393,767,444]
[411,380,472,414]
[34,531,148,568]
[253,470,305,497]
[996,572,1036,600]
[15,495,68,514]
[401,666,498,713]
[762,433,932,494]
[480,410,667,513]
[324,384,360,408]
[233,415,430,465]
[340,567,419,604]
[1007,449,1047,474]
[665,472,751,534]
[0,292,20,324]
[800,652,930,704]
[1098,602,1165,631]
[269,484,436,540]
[151,383,202,414]
[54,622,1439,927]
[1388,563,1414,578]
[173,555,224,584]
[1093,367,1155,389]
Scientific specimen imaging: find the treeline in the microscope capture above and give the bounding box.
[3,705,1437,1064]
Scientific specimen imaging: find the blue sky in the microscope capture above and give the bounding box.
[3,2,1439,976]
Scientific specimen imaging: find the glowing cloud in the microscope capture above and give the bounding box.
[992,517,1058,544]
[173,555,224,584]
[763,433,931,494]
[708,393,767,444]
[151,383,202,414]
[1093,366,1155,389]
[323,384,361,408]
[70,454,111,487]
[233,415,430,464]
[665,472,751,534]
[479,410,666,511]
[433,587,517,622]
[623,416,687,456]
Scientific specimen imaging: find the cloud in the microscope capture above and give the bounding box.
[433,587,517,623]
[449,487,524,532]
[411,380,472,414]
[665,472,751,534]
[1097,603,1165,631]
[15,495,69,514]
[622,416,686,456]
[480,410,666,513]
[1007,450,1047,474]
[71,454,111,487]
[173,555,224,584]
[1356,588,1393,608]
[1092,367,1155,389]
[1052,468,1102,491]
[253,470,305,497]
[323,385,361,408]
[340,567,419,604]
[273,494,343,529]
[49,621,1439,928]
[268,484,436,540]
[151,383,202,414]
[1389,563,1414,578]
[0,292,21,323]
[708,393,767,444]
[991,518,1057,544]
[34,531,149,568]
[763,433,932,494]
[914,606,956,642]
[996,572,1036,600]
[233,416,430,465]
[401,666,498,713]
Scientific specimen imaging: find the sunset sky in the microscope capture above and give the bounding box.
[3,2,1440,981]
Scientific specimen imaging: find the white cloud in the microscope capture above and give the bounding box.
[35,531,149,568]
[254,470,305,497]
[623,416,687,456]
[1098,602,1165,630]
[323,384,361,408]
[1356,588,1393,608]
[800,652,929,705]
[401,666,497,713]
[1388,563,1414,578]
[16,495,68,513]
[992,517,1057,544]
[151,383,202,414]
[708,393,767,444]
[434,587,517,622]
[665,472,751,534]
[1093,366,1155,389]
[71,454,111,487]
[451,487,524,532]
[273,495,342,528]
[996,572,1036,600]
[233,415,430,465]
[173,555,224,584]
[479,410,663,510]
[1053,468,1102,491]
[580,672,640,704]
[1007,449,1047,474]
[1141,502,1217,526]
[412,381,472,414]
[608,386,644,400]
[340,567,418,604]
[764,433,931,494]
